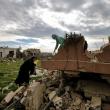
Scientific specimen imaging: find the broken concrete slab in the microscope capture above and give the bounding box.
[24,82,46,110]
[4,91,15,103]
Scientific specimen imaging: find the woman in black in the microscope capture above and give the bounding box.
[15,56,36,86]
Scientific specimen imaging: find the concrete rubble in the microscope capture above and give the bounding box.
[1,69,110,110]
[39,71,110,110]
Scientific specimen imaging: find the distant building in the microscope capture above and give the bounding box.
[23,48,41,58]
[0,47,19,58]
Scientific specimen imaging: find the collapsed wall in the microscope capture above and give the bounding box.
[41,33,110,75]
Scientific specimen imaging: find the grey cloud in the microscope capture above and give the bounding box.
[0,0,64,37]
[0,0,36,28]
[0,37,39,47]
[0,0,110,38]
[0,0,34,19]
[36,0,50,8]
[61,21,110,36]
[0,41,23,46]
[59,0,110,36]
[83,0,110,19]
[7,20,64,37]
[16,38,39,43]
[84,26,110,36]
[36,0,86,12]
[49,0,86,12]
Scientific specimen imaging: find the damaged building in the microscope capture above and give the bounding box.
[23,48,41,58]
[1,33,110,110]
[0,47,19,58]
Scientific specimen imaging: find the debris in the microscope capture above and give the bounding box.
[24,82,46,110]
[1,67,110,110]
[85,100,91,110]
[4,91,15,103]
[48,91,62,109]
[91,96,101,110]
[38,70,110,110]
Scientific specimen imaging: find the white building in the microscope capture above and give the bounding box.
[0,47,18,58]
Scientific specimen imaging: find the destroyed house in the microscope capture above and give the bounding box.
[0,47,18,58]
[1,33,110,110]
[23,48,41,57]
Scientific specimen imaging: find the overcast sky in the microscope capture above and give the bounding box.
[0,0,110,52]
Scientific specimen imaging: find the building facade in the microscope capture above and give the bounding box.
[0,47,18,58]
[23,48,41,58]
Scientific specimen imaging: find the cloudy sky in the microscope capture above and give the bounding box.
[0,0,110,52]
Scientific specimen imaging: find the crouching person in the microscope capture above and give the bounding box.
[15,56,37,86]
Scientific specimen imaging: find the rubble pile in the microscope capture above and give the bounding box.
[40,71,110,110]
[1,70,110,110]
[0,86,27,109]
